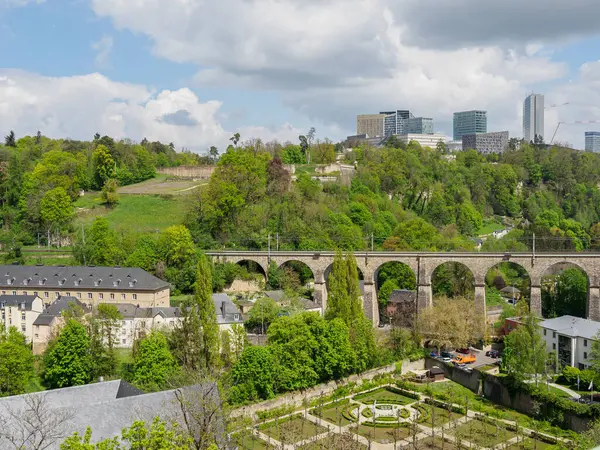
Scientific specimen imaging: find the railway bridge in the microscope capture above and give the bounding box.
[207,251,600,326]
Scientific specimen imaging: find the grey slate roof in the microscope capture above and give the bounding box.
[264,290,285,302]
[0,265,169,292]
[0,294,40,310]
[388,289,417,304]
[33,296,90,326]
[0,380,222,449]
[212,293,242,325]
[540,315,600,340]
[113,304,182,320]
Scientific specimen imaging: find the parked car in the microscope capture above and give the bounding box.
[441,351,453,359]
[441,357,453,363]
[452,354,476,364]
[430,351,440,358]
[486,350,500,358]
[456,348,470,354]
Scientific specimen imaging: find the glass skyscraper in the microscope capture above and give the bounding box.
[585,131,600,153]
[523,94,545,143]
[453,110,487,141]
[381,110,433,136]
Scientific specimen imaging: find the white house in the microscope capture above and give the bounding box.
[539,315,600,370]
[0,295,44,342]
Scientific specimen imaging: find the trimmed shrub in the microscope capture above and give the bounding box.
[256,404,295,421]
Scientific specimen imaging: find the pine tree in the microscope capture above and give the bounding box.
[4,130,16,148]
[196,255,221,371]
[169,297,205,372]
[345,252,362,322]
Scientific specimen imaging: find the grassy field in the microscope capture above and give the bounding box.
[75,193,191,233]
[451,419,516,447]
[117,174,206,195]
[419,404,462,428]
[353,387,416,405]
[299,434,367,449]
[508,437,558,449]
[351,423,411,443]
[310,399,354,426]
[260,416,328,444]
[478,218,506,236]
[232,433,274,450]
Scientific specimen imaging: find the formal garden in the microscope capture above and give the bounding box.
[229,378,574,449]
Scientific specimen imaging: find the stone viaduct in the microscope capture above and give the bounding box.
[207,251,600,327]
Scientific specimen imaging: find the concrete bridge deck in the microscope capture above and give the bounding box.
[207,251,600,326]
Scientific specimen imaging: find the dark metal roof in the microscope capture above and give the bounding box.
[43,296,90,316]
[0,265,169,292]
[0,294,40,310]
[32,314,55,326]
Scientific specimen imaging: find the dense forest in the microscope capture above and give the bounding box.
[2,129,600,297]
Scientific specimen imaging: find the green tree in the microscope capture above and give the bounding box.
[4,130,16,147]
[92,144,116,189]
[503,314,547,383]
[542,268,588,319]
[169,296,205,372]
[43,319,91,389]
[230,346,277,404]
[245,297,280,333]
[325,251,352,324]
[74,217,122,266]
[88,304,122,378]
[132,331,177,391]
[195,255,221,371]
[158,225,195,268]
[0,327,34,397]
[40,186,73,234]
[100,178,119,207]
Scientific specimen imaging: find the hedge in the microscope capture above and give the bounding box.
[341,403,358,422]
[310,398,350,418]
[256,404,296,421]
[424,397,466,415]
[414,403,431,423]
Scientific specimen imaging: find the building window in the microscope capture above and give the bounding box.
[55,292,59,298]
[88,293,93,299]
[584,339,588,347]
[1,291,5,295]
[121,294,126,300]
[21,313,25,321]
[553,332,556,338]
[110,293,115,300]
[133,294,137,300]
[122,339,126,344]
[44,292,49,298]
[543,329,546,336]
[99,293,104,299]
[12,291,16,296]
[21,325,25,332]
[585,352,588,359]
[77,293,82,299]
[552,343,556,350]
[35,333,39,338]
[22,291,27,296]
[33,292,38,296]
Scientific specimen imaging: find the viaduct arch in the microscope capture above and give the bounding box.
[210,251,600,327]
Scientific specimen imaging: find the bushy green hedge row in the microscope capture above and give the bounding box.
[256,404,296,421]
[424,397,466,415]
[309,398,350,418]
[341,403,358,422]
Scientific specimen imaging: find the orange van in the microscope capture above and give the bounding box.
[452,354,476,364]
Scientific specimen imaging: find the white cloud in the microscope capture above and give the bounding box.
[0,0,44,7]
[0,70,301,152]
[89,0,596,143]
[91,35,114,68]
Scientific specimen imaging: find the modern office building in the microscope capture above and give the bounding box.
[523,93,545,143]
[462,131,509,154]
[356,114,386,137]
[585,131,600,153]
[395,133,448,149]
[453,110,487,141]
[405,117,434,134]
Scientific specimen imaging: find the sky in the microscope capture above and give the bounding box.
[2,0,600,153]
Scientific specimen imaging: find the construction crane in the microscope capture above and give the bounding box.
[546,102,570,109]
[551,120,600,144]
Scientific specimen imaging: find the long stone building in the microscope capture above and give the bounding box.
[208,251,600,326]
[0,265,170,308]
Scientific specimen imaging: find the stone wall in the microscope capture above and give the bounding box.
[157,166,215,179]
[231,359,424,419]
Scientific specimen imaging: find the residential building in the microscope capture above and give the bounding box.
[540,315,600,370]
[585,131,600,153]
[395,133,448,149]
[0,265,170,308]
[356,114,386,137]
[0,380,223,449]
[112,294,243,348]
[32,296,90,354]
[453,110,487,141]
[462,131,509,154]
[0,295,43,342]
[523,93,544,143]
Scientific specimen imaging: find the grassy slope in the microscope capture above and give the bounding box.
[75,192,191,233]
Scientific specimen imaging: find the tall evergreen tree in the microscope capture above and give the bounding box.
[325,251,351,324]
[4,130,16,147]
[43,320,91,389]
[345,252,362,322]
[196,255,220,371]
[169,297,205,372]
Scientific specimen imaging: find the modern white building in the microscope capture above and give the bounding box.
[539,315,600,370]
[523,93,545,143]
[395,133,448,149]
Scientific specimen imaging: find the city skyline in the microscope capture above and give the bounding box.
[2,1,600,151]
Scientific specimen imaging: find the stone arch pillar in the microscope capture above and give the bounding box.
[416,257,432,312]
[587,273,600,321]
[361,269,379,327]
[313,270,327,316]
